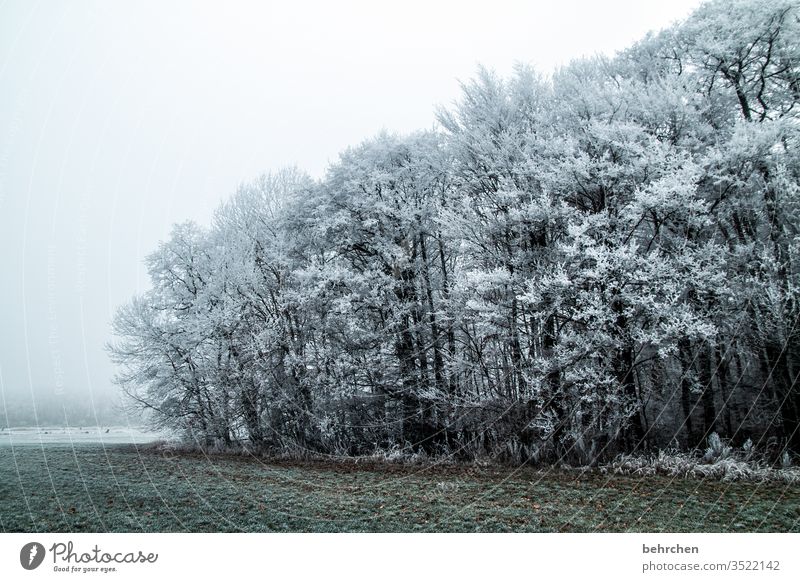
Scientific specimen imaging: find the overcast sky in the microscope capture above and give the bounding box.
[0,0,702,412]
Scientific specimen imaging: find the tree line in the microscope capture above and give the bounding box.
[109,0,800,464]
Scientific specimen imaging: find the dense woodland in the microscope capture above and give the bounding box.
[109,0,800,465]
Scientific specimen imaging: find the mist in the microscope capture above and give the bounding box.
[0,0,701,426]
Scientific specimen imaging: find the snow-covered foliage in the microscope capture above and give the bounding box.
[109,0,800,466]
[606,433,800,483]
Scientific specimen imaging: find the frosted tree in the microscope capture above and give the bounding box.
[109,222,236,442]
[109,0,800,462]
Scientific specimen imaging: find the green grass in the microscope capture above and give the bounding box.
[1,444,798,532]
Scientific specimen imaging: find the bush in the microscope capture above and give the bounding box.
[604,434,800,483]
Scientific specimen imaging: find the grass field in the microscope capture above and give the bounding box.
[1,444,798,532]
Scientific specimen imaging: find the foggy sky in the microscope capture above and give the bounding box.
[0,0,702,412]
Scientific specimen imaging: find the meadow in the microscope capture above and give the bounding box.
[1,443,798,532]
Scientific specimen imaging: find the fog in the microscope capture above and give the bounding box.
[0,0,701,425]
